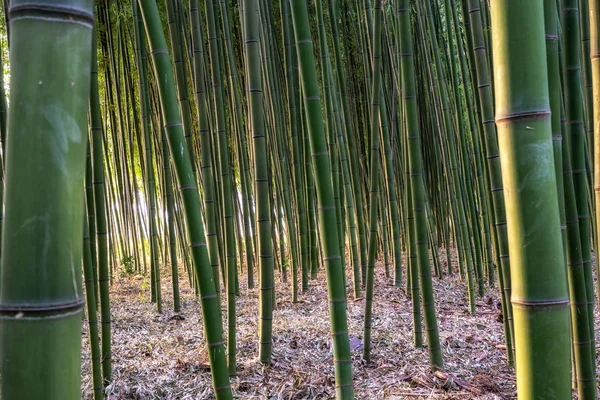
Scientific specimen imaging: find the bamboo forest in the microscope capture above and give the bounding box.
[2,0,600,398]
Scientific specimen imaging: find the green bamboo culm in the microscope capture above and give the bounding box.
[203,0,239,375]
[546,0,597,396]
[133,0,161,314]
[289,0,355,397]
[398,0,443,369]
[490,1,571,398]
[561,0,596,364]
[362,0,383,364]
[327,0,367,294]
[243,0,274,364]
[0,0,93,398]
[138,0,233,398]
[90,20,112,385]
[83,203,104,400]
[189,0,221,317]
[281,0,304,302]
[591,0,600,311]
[0,30,6,265]
[0,28,6,162]
[163,129,181,312]
[462,0,515,364]
[85,127,99,306]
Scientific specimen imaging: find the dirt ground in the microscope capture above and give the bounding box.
[81,251,529,399]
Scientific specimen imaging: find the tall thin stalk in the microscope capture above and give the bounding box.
[138,0,233,397]
[290,0,355,397]
[243,0,275,365]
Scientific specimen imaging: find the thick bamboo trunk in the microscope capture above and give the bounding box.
[0,1,93,397]
[491,1,571,397]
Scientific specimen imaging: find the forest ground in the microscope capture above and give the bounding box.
[82,249,563,399]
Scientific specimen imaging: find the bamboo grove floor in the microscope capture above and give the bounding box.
[82,249,568,399]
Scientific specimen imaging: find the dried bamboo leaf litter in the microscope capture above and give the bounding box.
[81,251,519,399]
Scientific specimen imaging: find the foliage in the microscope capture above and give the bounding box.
[119,256,136,278]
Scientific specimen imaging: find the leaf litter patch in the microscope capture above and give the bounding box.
[81,248,518,399]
